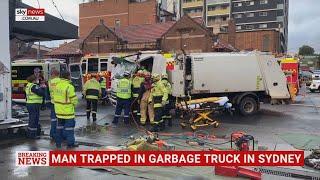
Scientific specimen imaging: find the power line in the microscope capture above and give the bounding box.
[51,0,65,21]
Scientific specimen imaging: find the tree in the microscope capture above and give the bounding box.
[298,45,315,56]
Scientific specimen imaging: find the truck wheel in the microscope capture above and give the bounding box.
[239,97,258,116]
[310,89,315,93]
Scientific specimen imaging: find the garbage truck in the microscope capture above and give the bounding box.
[109,52,292,115]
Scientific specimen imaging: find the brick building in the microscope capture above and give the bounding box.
[79,0,175,38]
[161,15,214,53]
[10,39,52,60]
[46,39,83,64]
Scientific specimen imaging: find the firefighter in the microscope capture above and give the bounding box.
[83,75,101,122]
[25,75,45,139]
[131,70,145,121]
[54,71,79,149]
[161,74,173,127]
[48,69,60,141]
[148,73,168,132]
[99,76,107,105]
[139,72,154,126]
[112,71,132,125]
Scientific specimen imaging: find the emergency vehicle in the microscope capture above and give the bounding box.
[69,54,113,97]
[280,57,300,95]
[11,59,67,103]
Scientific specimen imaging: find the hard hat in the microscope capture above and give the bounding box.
[152,73,160,81]
[137,70,143,74]
[162,74,168,79]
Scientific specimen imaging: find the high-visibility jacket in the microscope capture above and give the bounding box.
[25,83,43,104]
[161,79,172,104]
[149,80,168,108]
[116,78,132,99]
[100,77,107,89]
[48,77,61,104]
[53,79,78,119]
[83,78,101,100]
[132,76,145,98]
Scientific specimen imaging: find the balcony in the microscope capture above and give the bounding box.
[207,20,228,27]
[186,12,203,17]
[207,8,230,16]
[182,0,204,8]
[207,0,229,6]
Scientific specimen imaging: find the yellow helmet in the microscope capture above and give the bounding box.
[152,73,160,81]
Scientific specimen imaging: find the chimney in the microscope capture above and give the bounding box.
[228,19,236,48]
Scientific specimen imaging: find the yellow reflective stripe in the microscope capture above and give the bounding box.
[12,80,27,84]
[56,113,74,116]
[54,101,72,105]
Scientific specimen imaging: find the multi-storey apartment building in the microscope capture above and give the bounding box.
[180,0,231,33]
[231,0,288,52]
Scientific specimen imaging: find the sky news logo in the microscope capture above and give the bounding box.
[15,8,45,22]
[16,151,49,166]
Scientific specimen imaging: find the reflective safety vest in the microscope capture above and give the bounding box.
[83,78,101,100]
[116,78,132,99]
[25,83,42,104]
[149,80,168,108]
[53,79,78,119]
[161,79,172,95]
[132,76,144,98]
[49,77,61,104]
[100,77,107,89]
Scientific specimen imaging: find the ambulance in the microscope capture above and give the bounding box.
[11,59,67,103]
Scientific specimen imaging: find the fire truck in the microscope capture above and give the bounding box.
[11,59,67,103]
[280,57,299,95]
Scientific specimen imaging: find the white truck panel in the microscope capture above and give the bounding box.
[191,53,266,93]
[258,55,291,99]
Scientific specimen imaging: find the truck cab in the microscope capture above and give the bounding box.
[309,74,320,92]
[11,59,67,103]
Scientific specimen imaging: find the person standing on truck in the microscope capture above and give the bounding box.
[25,75,45,139]
[139,72,154,126]
[112,71,132,126]
[83,75,101,122]
[131,70,145,122]
[99,76,107,105]
[161,74,173,127]
[54,71,79,149]
[48,69,60,142]
[148,73,168,132]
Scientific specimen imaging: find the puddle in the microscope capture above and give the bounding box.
[76,124,110,136]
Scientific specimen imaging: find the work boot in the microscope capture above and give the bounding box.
[67,143,79,149]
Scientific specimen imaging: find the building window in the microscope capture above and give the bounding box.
[246,12,254,17]
[259,12,268,16]
[115,20,120,27]
[234,14,242,18]
[234,2,242,7]
[245,25,254,29]
[259,24,268,28]
[260,0,268,4]
[208,6,215,11]
[236,26,242,30]
[247,1,254,6]
[222,16,227,21]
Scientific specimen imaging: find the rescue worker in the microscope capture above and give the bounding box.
[25,75,45,139]
[131,70,145,121]
[99,76,107,104]
[83,75,101,122]
[48,69,60,141]
[112,71,132,125]
[139,72,154,126]
[54,71,79,149]
[34,68,47,110]
[161,74,173,127]
[148,73,168,132]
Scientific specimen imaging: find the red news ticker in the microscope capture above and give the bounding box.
[27,8,45,16]
[49,151,304,167]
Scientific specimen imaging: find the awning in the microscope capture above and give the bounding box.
[9,0,78,42]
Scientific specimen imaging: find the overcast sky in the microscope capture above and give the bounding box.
[23,0,320,53]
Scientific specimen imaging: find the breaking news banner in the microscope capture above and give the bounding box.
[15,8,45,22]
[16,151,304,167]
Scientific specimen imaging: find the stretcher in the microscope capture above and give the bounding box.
[177,97,232,131]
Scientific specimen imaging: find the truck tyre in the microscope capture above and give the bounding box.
[310,89,315,93]
[239,97,258,116]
